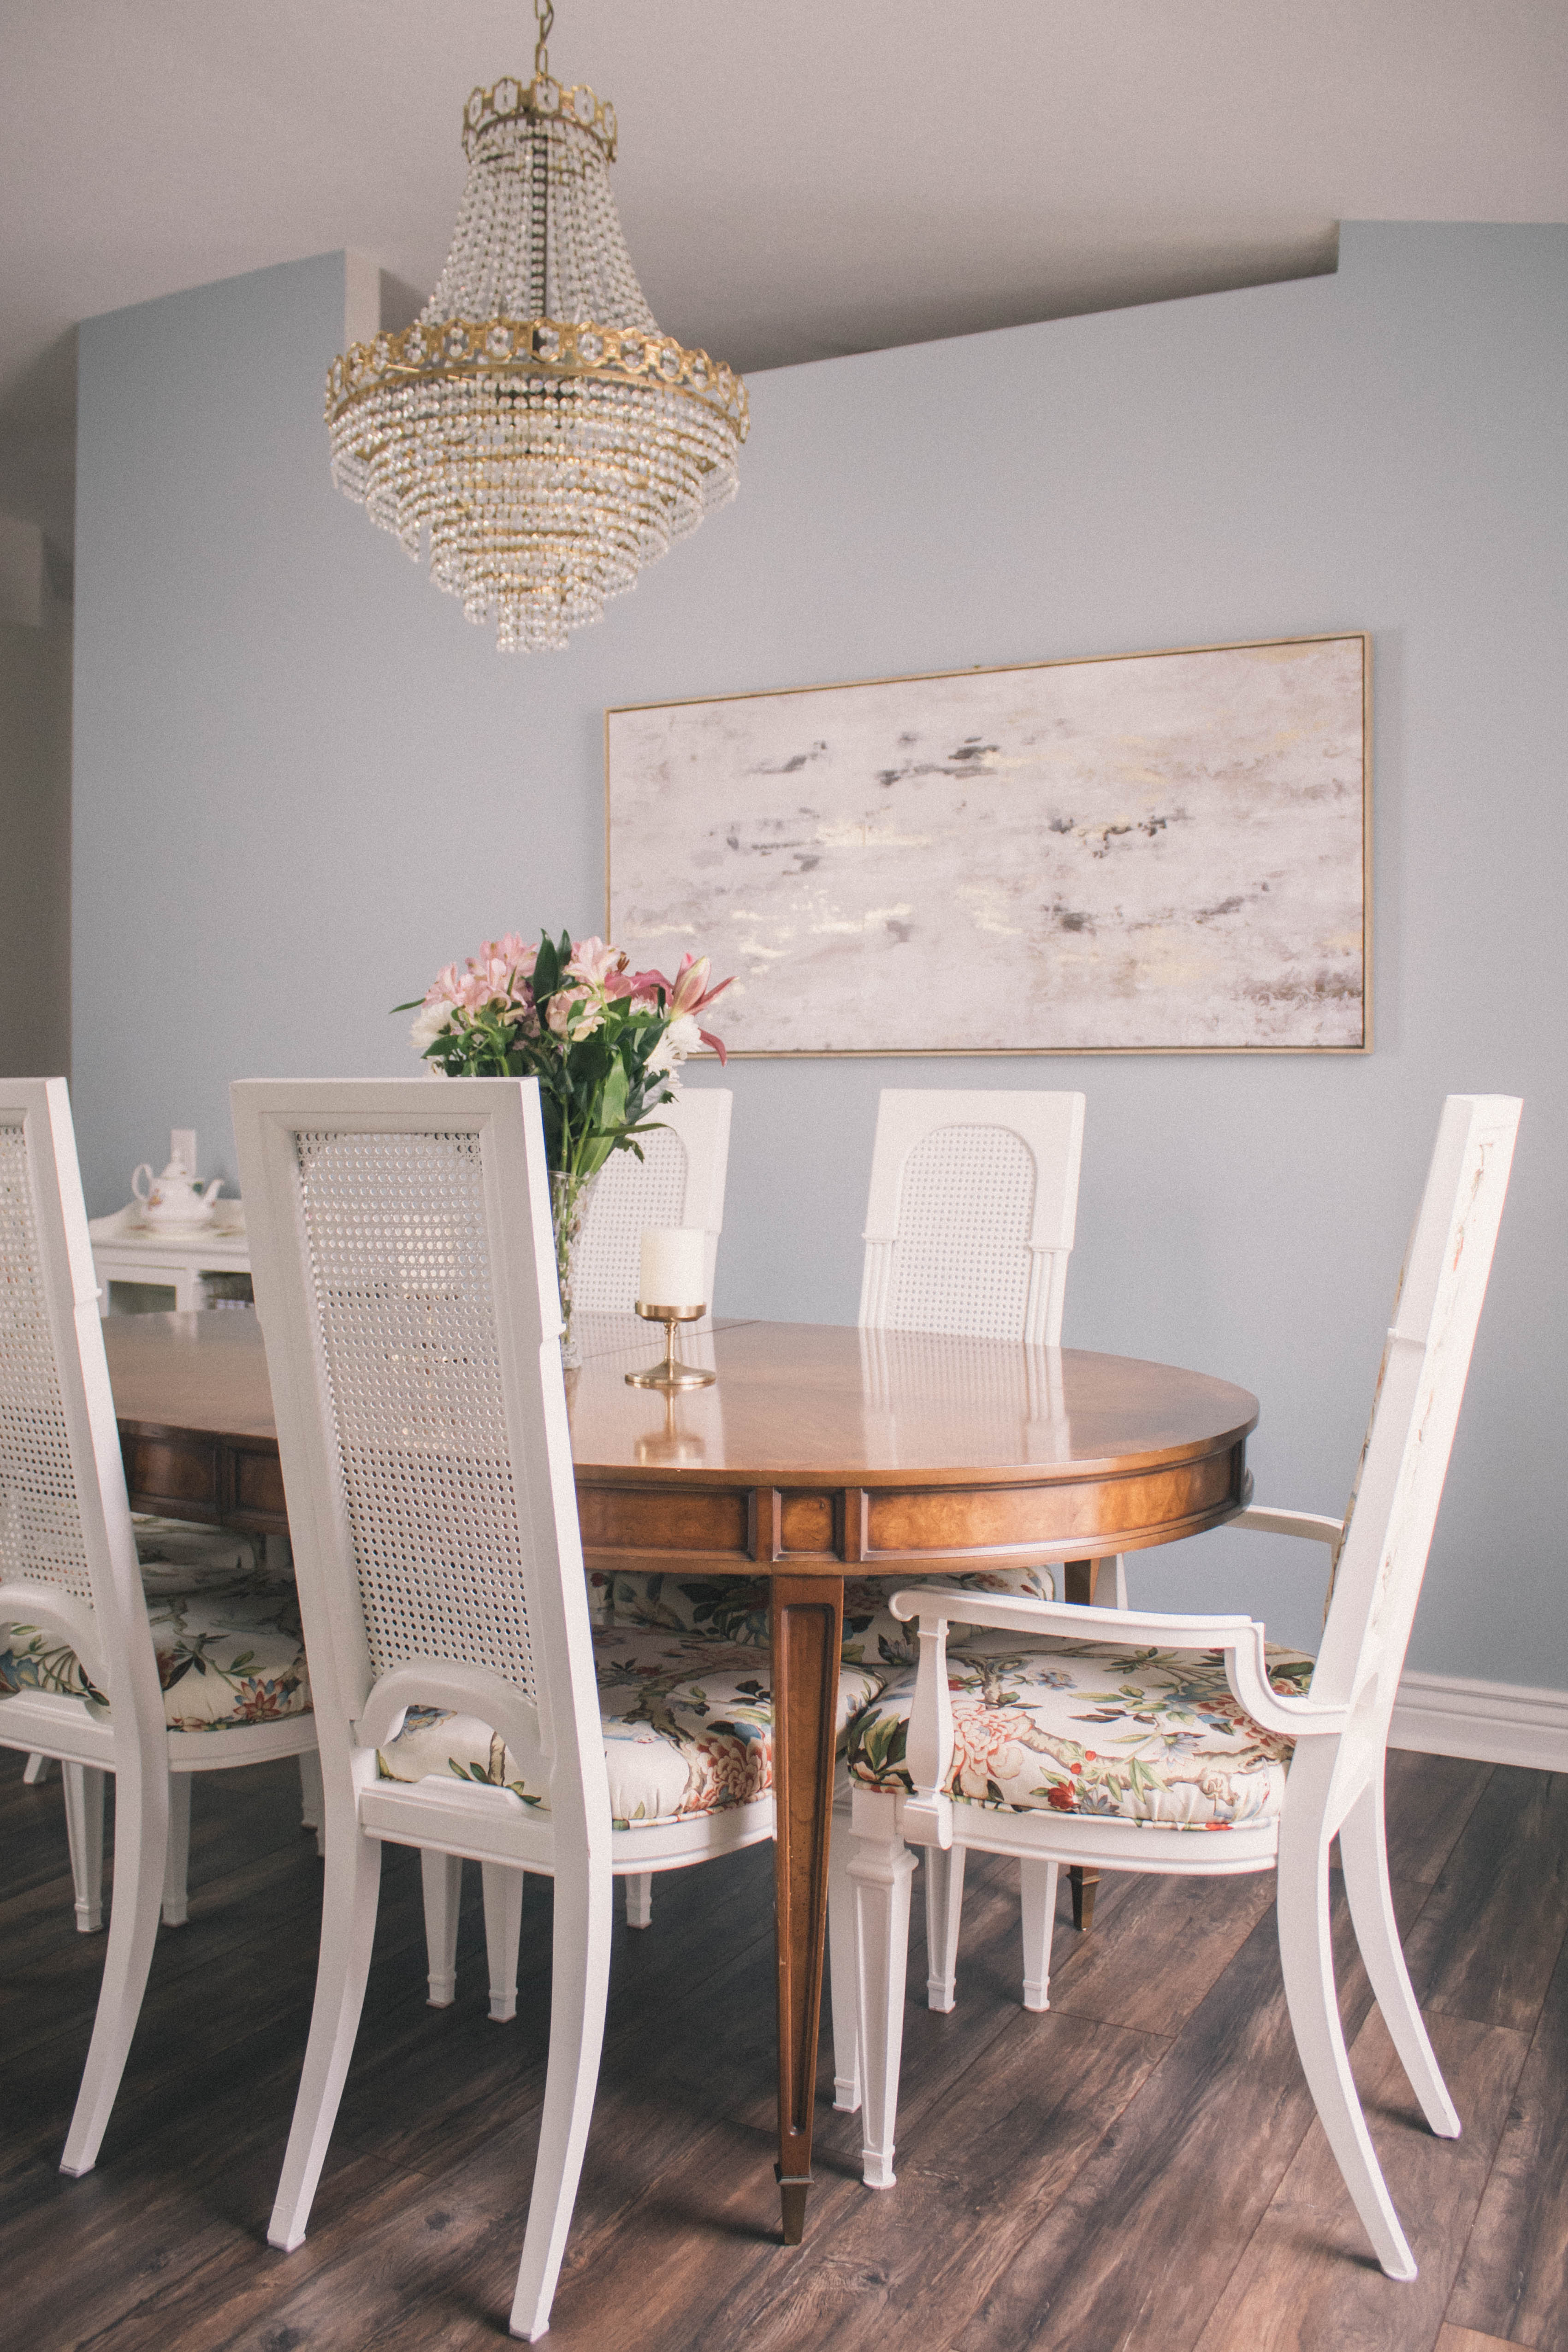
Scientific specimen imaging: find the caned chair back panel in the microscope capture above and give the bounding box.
[233,1080,599,1797]
[859,1091,1085,1345]
[1316,1095,1521,1740]
[288,1125,539,1698]
[0,1080,160,1736]
[0,1114,94,1606]
[573,1090,732,1314]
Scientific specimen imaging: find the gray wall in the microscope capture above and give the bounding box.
[0,603,71,1077]
[72,226,1567,1686]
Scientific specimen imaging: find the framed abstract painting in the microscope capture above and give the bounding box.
[605,632,1370,1055]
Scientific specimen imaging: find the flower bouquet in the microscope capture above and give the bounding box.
[396,931,732,1359]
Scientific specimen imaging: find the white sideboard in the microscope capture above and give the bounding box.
[89,1204,252,1315]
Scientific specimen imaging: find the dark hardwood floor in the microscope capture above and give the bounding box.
[2,1742,1565,2352]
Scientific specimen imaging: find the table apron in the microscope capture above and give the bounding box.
[119,1426,290,1534]
[578,1440,1246,1576]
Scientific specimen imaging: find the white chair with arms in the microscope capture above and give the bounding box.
[844,1094,1520,2281]
[833,1088,1117,2106]
[0,1078,316,2175]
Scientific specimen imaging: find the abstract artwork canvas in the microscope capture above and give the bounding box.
[606,633,1369,1055]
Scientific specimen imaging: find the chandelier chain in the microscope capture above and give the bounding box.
[533,0,554,78]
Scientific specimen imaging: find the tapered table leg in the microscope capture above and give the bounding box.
[1063,1558,1101,1932]
[769,1570,844,2245]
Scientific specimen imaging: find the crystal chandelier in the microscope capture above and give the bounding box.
[324,2,747,652]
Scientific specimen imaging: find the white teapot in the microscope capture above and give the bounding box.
[131,1155,225,1230]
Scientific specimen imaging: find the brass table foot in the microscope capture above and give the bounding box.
[1070,1864,1099,1933]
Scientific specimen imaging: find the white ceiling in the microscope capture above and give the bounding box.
[3,0,1564,557]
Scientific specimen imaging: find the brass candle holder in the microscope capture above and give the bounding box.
[625,1300,716,1391]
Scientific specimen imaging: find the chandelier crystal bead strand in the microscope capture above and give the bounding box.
[324,2,747,651]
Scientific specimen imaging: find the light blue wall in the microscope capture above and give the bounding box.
[72,225,1567,1685]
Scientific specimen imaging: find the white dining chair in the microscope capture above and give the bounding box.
[569,1085,731,1936]
[843,1093,1521,2281]
[571,1086,731,1323]
[232,1075,886,2339]
[831,1087,1107,2102]
[0,1077,317,2176]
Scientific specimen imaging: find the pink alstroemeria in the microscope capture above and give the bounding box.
[424,961,467,1008]
[566,935,636,999]
[480,932,538,985]
[637,952,734,1060]
[546,983,603,1039]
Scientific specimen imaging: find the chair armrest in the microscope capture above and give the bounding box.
[1230,1506,1344,1546]
[889,1585,1347,1743]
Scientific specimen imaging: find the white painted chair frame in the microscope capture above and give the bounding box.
[845,1094,1521,2282]
[832,1088,1112,2098]
[0,1078,317,2175]
[233,1075,762,2340]
[572,1085,732,1319]
[559,1086,734,1946]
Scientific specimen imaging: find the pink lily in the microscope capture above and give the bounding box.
[636,953,734,1061]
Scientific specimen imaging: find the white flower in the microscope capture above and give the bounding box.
[663,1013,702,1062]
[647,1010,701,1083]
[410,1000,454,1054]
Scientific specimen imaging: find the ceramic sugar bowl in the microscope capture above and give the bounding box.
[131,1155,225,1230]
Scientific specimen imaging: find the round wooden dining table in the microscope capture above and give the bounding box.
[103,1307,1258,2245]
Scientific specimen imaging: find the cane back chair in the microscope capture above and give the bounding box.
[0,1078,316,2175]
[830,1089,1108,2101]
[232,1076,884,2337]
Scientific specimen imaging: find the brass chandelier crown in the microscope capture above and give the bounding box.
[462,72,617,161]
[324,0,747,652]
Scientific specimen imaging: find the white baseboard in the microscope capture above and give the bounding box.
[1390,1669,1568,1774]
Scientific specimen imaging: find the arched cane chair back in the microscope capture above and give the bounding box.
[0,1080,160,1739]
[233,1079,601,1796]
[859,1091,1085,1345]
[1314,1095,1521,1742]
[572,1089,731,1315]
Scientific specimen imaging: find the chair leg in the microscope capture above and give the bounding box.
[298,1749,325,1856]
[62,1762,106,1934]
[924,1842,966,2012]
[24,1751,51,1784]
[161,1771,192,1926]
[624,1872,653,1930]
[828,1806,860,2113]
[508,1860,613,2342]
[1276,1754,1418,2281]
[483,1862,524,2024]
[1340,1772,1461,2138]
[1020,1858,1059,2011]
[268,1823,384,2250]
[59,1750,168,2176]
[851,1830,916,2190]
[421,1850,463,2007]
[1094,1555,1130,1609]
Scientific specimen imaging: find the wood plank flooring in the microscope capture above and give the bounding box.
[1,1744,1564,2352]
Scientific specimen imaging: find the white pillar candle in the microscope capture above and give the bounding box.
[639,1226,706,1309]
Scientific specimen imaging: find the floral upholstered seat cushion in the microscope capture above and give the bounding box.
[844,1634,1316,1831]
[377,1622,888,1831]
[594,1571,770,1647]
[842,1570,1057,1673]
[0,1576,311,1731]
[130,1515,279,1595]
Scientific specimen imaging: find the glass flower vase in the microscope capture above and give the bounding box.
[550,1169,596,1369]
